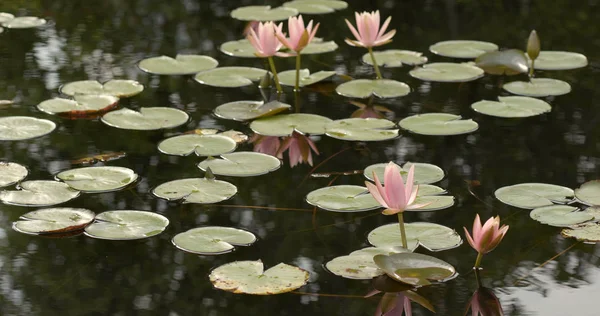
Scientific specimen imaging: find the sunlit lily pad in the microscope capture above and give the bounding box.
[101,107,189,130]
[56,166,138,193]
[471,96,551,118]
[0,116,56,141]
[278,69,336,87]
[494,183,574,209]
[198,152,281,177]
[2,16,46,29]
[336,79,410,99]
[152,178,237,204]
[0,13,14,23]
[172,226,256,255]
[325,247,409,280]
[475,49,528,75]
[138,55,218,75]
[409,63,484,82]
[530,51,588,70]
[325,118,399,141]
[0,162,28,187]
[220,38,337,58]
[364,162,444,185]
[412,195,455,211]
[209,260,309,295]
[0,180,80,207]
[282,0,347,14]
[362,50,428,68]
[368,222,462,252]
[214,100,291,121]
[84,210,169,240]
[399,113,478,136]
[13,208,95,235]
[194,67,267,88]
[230,5,298,21]
[158,134,237,157]
[38,95,119,116]
[503,78,571,97]
[60,80,144,98]
[429,40,498,59]
[250,113,332,136]
[373,253,456,286]
[300,39,339,55]
[530,205,594,227]
[562,223,600,242]
[575,180,600,206]
[305,185,380,212]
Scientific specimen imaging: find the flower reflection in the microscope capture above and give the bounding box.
[350,100,393,119]
[374,292,412,316]
[466,286,504,316]
[250,132,319,167]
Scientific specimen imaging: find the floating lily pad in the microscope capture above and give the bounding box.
[220,38,337,58]
[60,80,144,98]
[305,185,380,212]
[13,208,95,235]
[562,223,600,242]
[575,180,600,206]
[84,210,169,240]
[362,50,428,68]
[172,226,256,255]
[2,16,46,29]
[0,180,80,207]
[368,222,462,252]
[282,0,347,14]
[325,118,399,141]
[409,63,484,82]
[138,55,218,75]
[336,79,410,99]
[475,49,529,75]
[0,116,56,141]
[299,39,338,55]
[37,95,119,116]
[101,107,189,130]
[230,5,298,21]
[494,183,574,209]
[471,96,551,118]
[158,134,237,157]
[209,260,309,295]
[530,51,588,70]
[364,162,444,185]
[429,40,498,59]
[152,178,237,204]
[56,166,138,193]
[503,78,571,97]
[412,195,455,211]
[325,247,409,280]
[250,113,331,137]
[278,69,336,87]
[214,100,291,121]
[399,113,479,136]
[530,205,593,227]
[0,162,28,187]
[198,152,281,177]
[194,67,267,88]
[0,13,14,23]
[373,253,456,286]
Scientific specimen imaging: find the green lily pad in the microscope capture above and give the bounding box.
[209,260,309,295]
[362,50,428,68]
[282,0,347,14]
[214,100,291,121]
[56,166,138,193]
[399,113,479,136]
[494,183,574,209]
[300,39,338,55]
[471,96,551,118]
[562,223,600,242]
[373,253,456,286]
[409,63,484,82]
[138,55,218,75]
[530,205,594,227]
[429,40,498,59]
[158,134,237,157]
[305,185,380,212]
[13,208,95,235]
[230,5,299,21]
[475,49,529,75]
[278,69,336,87]
[364,162,445,185]
[152,178,237,204]
[2,16,46,29]
[325,118,399,141]
[325,247,409,280]
[530,51,588,70]
[101,107,189,130]
[0,162,28,187]
[220,38,337,58]
[60,80,144,98]
[37,95,119,115]
[250,113,332,137]
[412,195,455,211]
[172,226,256,255]
[368,222,462,252]
[0,116,56,141]
[336,79,410,99]
[198,152,281,177]
[575,180,600,206]
[0,180,80,207]
[503,78,571,97]
[194,67,268,88]
[84,210,169,240]
[0,13,14,23]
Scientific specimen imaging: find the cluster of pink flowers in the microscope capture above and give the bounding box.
[251,132,319,168]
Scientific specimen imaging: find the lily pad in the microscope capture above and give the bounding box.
[220,38,337,58]
[325,247,409,280]
[471,96,551,118]
[0,13,14,24]
[209,260,309,295]
[172,226,256,255]
[278,69,336,87]
[494,183,574,209]
[158,134,237,157]
[373,253,456,286]
[56,166,138,193]
[13,208,95,235]
[412,195,455,211]
[368,222,462,252]
[336,79,410,99]
[530,51,588,70]
[503,78,571,97]
[84,210,169,240]
[409,63,484,82]
[530,205,593,227]
[250,113,332,137]
[230,5,298,21]
[364,162,444,185]
[399,113,479,136]
[194,67,267,88]
[562,223,600,242]
[429,40,498,59]
[282,0,347,14]
[152,178,237,204]
[101,107,189,130]
[325,118,399,141]
[0,180,80,207]
[60,80,144,98]
[0,162,28,187]
[475,49,529,75]
[2,16,46,29]
[305,185,380,212]
[198,152,281,177]
[575,180,600,206]
[37,95,119,116]
[0,116,56,141]
[362,50,428,68]
[300,39,338,55]
[138,55,218,75]
[214,100,291,121]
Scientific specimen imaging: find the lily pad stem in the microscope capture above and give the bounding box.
[268,57,283,93]
[295,53,302,92]
[368,47,382,80]
[474,252,483,269]
[397,212,408,249]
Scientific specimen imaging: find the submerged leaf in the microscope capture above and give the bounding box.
[70,152,127,165]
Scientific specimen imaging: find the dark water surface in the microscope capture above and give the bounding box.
[1,0,600,315]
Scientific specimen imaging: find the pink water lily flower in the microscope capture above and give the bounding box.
[464,214,509,255]
[345,11,396,48]
[275,15,319,53]
[278,131,319,167]
[247,21,284,57]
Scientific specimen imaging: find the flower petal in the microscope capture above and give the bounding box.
[366,181,389,209]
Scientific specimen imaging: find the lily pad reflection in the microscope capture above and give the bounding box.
[84,210,169,240]
[172,226,256,255]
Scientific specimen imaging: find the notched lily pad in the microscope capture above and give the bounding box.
[250,113,332,137]
[305,185,380,212]
[362,50,428,68]
[38,95,119,117]
[0,116,56,141]
[0,162,28,187]
[13,208,95,235]
[429,40,498,59]
[373,253,456,286]
[530,205,594,227]
[56,166,138,193]
[399,113,478,136]
[503,78,571,97]
[562,223,600,242]
[172,226,256,255]
[368,222,462,252]
[158,134,237,157]
[409,63,484,82]
[101,107,189,130]
[84,210,169,240]
[575,180,600,206]
[152,178,237,204]
[0,180,80,207]
[364,162,444,185]
[471,96,551,118]
[214,100,291,121]
[283,0,348,14]
[60,80,144,98]
[530,51,588,70]
[278,69,336,87]
[138,55,218,75]
[325,247,409,279]
[220,38,337,58]
[194,67,267,88]
[336,79,410,99]
[230,5,299,21]
[2,16,46,29]
[494,183,574,209]
[325,118,399,141]
[198,152,281,177]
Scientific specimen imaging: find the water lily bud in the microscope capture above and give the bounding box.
[527,30,540,60]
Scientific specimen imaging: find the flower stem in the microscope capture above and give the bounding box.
[529,59,536,80]
[474,252,483,269]
[474,267,482,288]
[295,53,302,92]
[368,47,382,80]
[397,212,408,249]
[268,56,283,93]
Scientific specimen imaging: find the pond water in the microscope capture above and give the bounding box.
[1,0,600,315]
